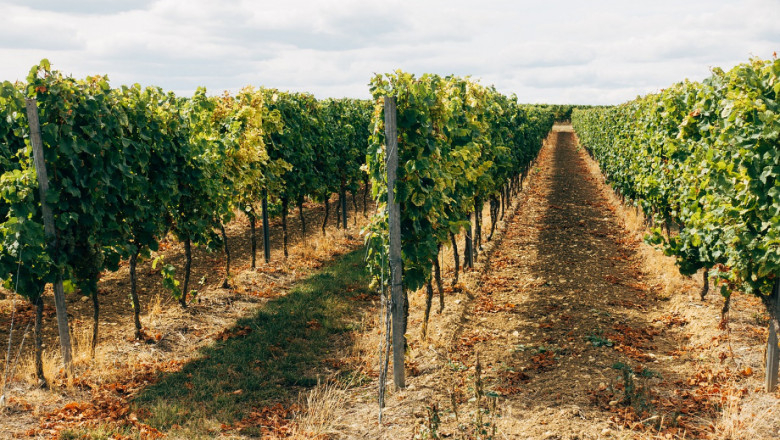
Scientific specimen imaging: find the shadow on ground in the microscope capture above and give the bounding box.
[494,128,708,435]
[132,247,374,436]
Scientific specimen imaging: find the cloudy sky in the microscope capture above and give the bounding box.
[0,0,777,104]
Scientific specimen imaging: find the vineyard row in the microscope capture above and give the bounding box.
[364,72,556,387]
[572,56,780,389]
[0,61,556,381]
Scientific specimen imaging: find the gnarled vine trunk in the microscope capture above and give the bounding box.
[322,197,330,234]
[129,249,142,339]
[450,232,460,286]
[282,198,289,258]
[340,181,348,229]
[488,195,500,241]
[262,189,270,263]
[34,295,45,386]
[220,222,231,288]
[464,213,474,269]
[180,238,192,308]
[249,212,257,268]
[422,280,434,339]
[351,189,359,226]
[700,270,709,301]
[91,293,99,357]
[433,248,444,312]
[298,196,307,241]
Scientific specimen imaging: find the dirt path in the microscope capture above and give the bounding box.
[0,190,373,438]
[336,125,779,439]
[6,125,777,439]
[425,124,681,438]
[453,125,679,437]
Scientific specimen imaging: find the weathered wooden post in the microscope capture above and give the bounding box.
[385,96,405,389]
[25,98,73,373]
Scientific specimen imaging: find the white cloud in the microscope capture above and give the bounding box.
[0,0,776,104]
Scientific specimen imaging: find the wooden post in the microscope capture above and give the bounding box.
[262,188,271,263]
[25,99,73,372]
[766,279,780,392]
[385,96,405,389]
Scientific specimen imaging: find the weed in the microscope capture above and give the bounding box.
[414,403,443,440]
[752,312,768,326]
[586,330,614,347]
[536,345,569,356]
[447,359,467,372]
[151,256,184,300]
[513,343,530,352]
[611,362,660,412]
[498,362,515,372]
[427,404,442,439]
[416,355,501,439]
[464,355,499,439]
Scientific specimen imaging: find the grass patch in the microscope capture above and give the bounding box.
[133,248,372,432]
[59,424,139,440]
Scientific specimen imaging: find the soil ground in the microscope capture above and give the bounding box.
[334,125,780,439]
[0,188,374,438]
[1,125,779,439]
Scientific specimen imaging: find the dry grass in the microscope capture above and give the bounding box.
[16,349,58,388]
[323,133,557,439]
[297,227,355,263]
[71,323,95,368]
[288,378,355,439]
[0,191,375,437]
[9,309,143,390]
[329,127,780,439]
[574,128,780,439]
[350,313,382,375]
[576,131,697,302]
[714,391,780,439]
[603,393,780,440]
[146,292,169,326]
[13,322,172,392]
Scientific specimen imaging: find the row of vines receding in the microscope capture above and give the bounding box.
[0,60,372,382]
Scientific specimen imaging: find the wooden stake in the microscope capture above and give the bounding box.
[385,96,405,389]
[25,99,73,372]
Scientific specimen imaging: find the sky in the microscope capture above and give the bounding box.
[0,0,777,104]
